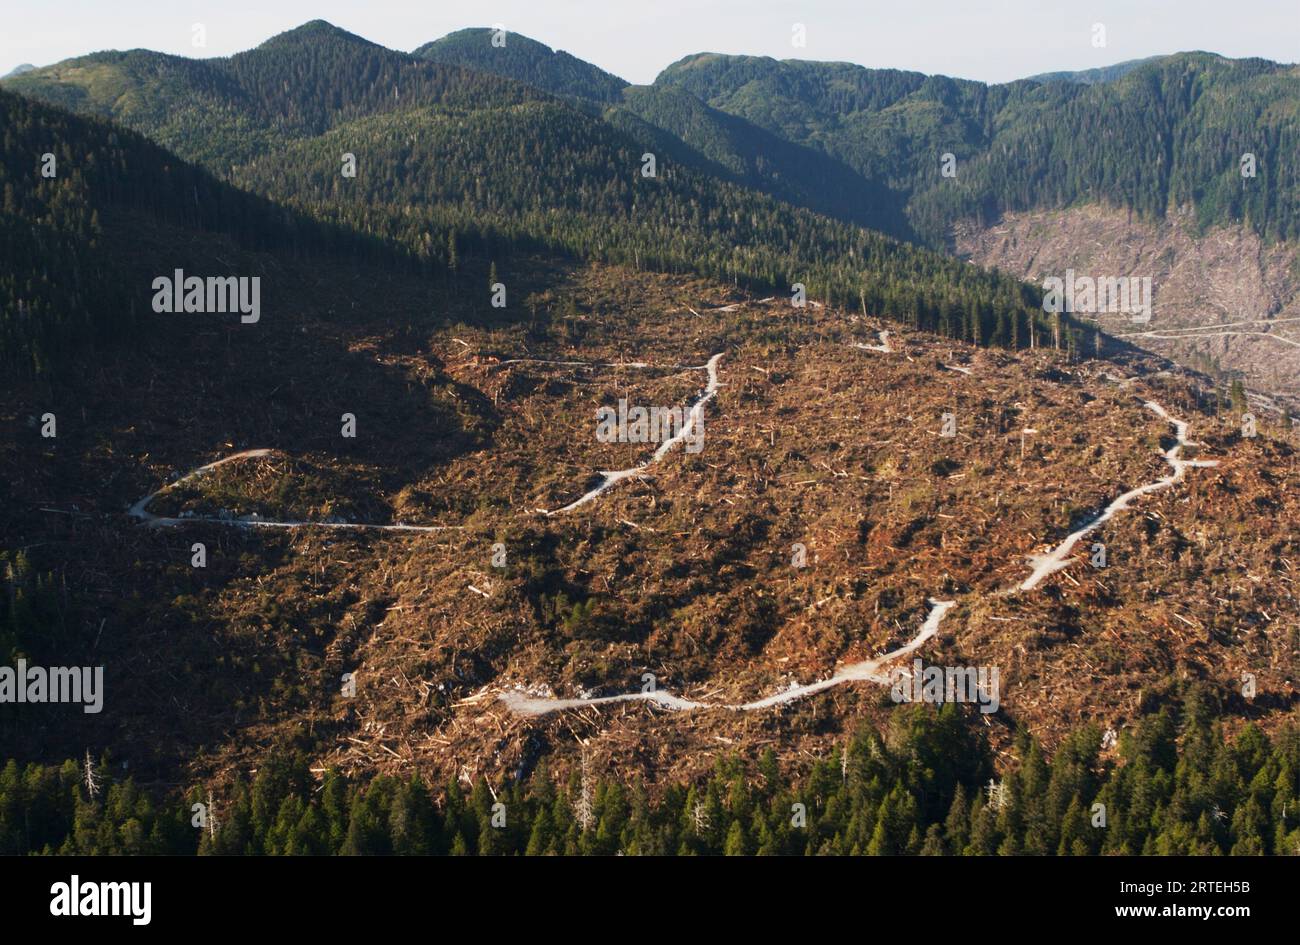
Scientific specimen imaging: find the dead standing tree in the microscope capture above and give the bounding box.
[574,748,594,832]
[83,749,100,801]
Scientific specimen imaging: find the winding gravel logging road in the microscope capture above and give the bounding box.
[1118,316,1300,350]
[1014,398,1219,591]
[1125,329,1300,349]
[127,449,456,532]
[499,599,956,716]
[540,353,724,515]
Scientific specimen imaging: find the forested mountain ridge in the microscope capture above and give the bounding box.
[15,24,1300,251]
[3,21,549,169]
[655,49,1300,245]
[607,83,909,233]
[413,27,629,102]
[0,87,408,373]
[8,23,908,236]
[242,95,1061,353]
[410,28,1300,250]
[3,23,1081,363]
[412,29,910,234]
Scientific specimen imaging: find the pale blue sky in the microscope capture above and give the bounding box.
[3,0,1297,83]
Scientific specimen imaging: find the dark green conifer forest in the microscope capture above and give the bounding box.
[3,695,1297,855]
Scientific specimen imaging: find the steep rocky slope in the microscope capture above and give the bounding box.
[958,206,1300,415]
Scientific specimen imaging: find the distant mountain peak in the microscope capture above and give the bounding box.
[1,63,36,79]
[414,27,627,102]
[254,20,379,51]
[421,26,552,51]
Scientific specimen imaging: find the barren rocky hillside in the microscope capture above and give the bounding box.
[957,206,1300,416]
